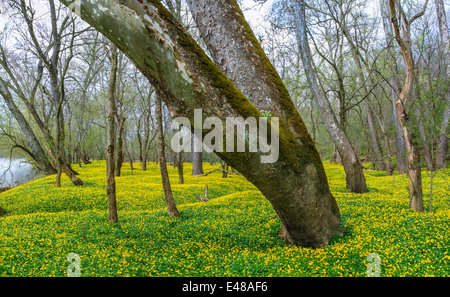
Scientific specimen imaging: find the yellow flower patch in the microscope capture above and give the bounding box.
[0,161,449,276]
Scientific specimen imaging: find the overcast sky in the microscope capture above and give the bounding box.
[0,0,275,32]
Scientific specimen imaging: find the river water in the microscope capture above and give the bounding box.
[0,158,37,188]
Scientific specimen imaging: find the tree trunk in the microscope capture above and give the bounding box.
[191,145,204,176]
[58,0,342,247]
[141,103,152,171]
[156,92,180,217]
[333,10,386,172]
[116,116,126,177]
[0,79,56,175]
[291,0,367,193]
[106,42,119,223]
[176,152,184,184]
[81,154,91,165]
[435,0,450,169]
[221,161,229,178]
[417,113,433,171]
[54,92,64,188]
[389,0,427,211]
[334,30,383,169]
[45,148,83,185]
[436,106,449,168]
[379,0,408,174]
[126,142,134,175]
[374,102,395,175]
[366,103,386,171]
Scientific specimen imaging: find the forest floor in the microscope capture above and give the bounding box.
[0,161,449,276]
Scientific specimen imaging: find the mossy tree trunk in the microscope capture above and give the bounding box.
[58,0,342,247]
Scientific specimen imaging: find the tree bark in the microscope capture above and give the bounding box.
[106,42,119,223]
[7,0,84,185]
[351,55,385,171]
[45,148,84,185]
[58,0,342,247]
[435,0,450,169]
[176,152,184,184]
[191,136,204,176]
[379,0,408,174]
[116,116,126,177]
[0,79,56,175]
[291,0,367,193]
[373,99,395,174]
[388,0,427,211]
[332,14,386,171]
[417,113,433,171]
[156,92,180,217]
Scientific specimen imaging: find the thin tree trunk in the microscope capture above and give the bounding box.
[116,116,126,176]
[126,142,134,175]
[435,0,450,169]
[156,92,180,217]
[192,135,204,175]
[417,113,433,171]
[176,152,184,184]
[291,0,367,193]
[436,106,449,168]
[332,9,386,171]
[192,152,204,175]
[55,164,62,187]
[106,42,119,223]
[380,0,408,174]
[0,79,56,175]
[54,94,64,188]
[374,102,395,175]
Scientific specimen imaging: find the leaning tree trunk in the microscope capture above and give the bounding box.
[156,92,180,217]
[116,116,126,177]
[59,0,342,247]
[106,42,119,223]
[291,0,367,193]
[389,0,426,212]
[0,79,56,175]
